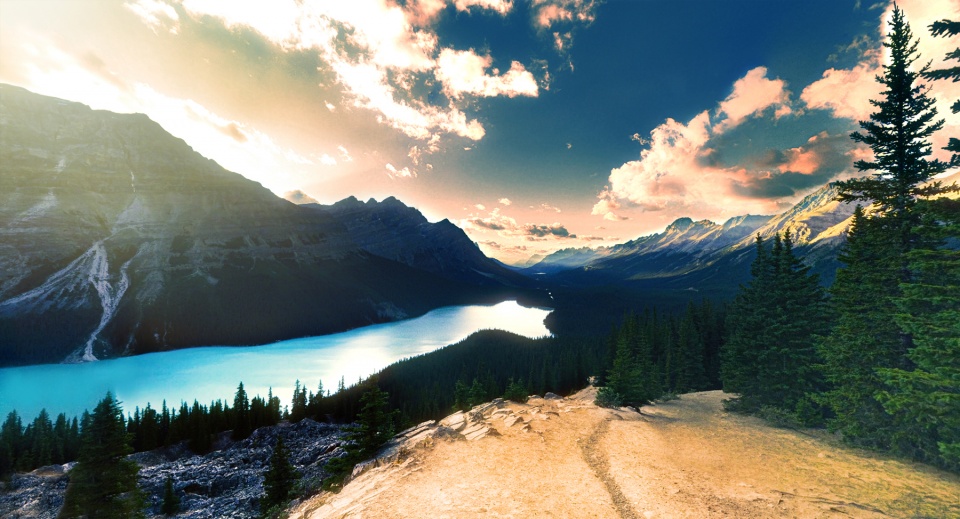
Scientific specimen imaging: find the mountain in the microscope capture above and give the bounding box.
[305,196,531,288]
[0,84,523,367]
[529,183,857,288]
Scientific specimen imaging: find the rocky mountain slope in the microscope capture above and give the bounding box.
[293,388,960,519]
[0,419,345,519]
[528,183,857,286]
[304,196,531,288]
[0,84,521,366]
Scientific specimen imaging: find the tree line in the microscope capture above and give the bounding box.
[716,8,959,472]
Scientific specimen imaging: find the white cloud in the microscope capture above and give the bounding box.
[498,197,512,206]
[124,0,179,34]
[715,66,792,133]
[534,202,561,213]
[532,0,599,29]
[386,163,416,179]
[319,153,337,166]
[462,208,576,239]
[337,145,353,162]
[436,49,539,99]
[454,0,513,15]
[801,52,884,121]
[591,187,627,221]
[475,203,486,210]
[324,100,336,112]
[593,63,866,222]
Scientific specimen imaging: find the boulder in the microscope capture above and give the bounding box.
[440,411,467,432]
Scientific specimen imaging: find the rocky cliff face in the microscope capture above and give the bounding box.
[0,419,345,519]
[0,84,514,366]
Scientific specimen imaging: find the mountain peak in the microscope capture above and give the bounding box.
[666,217,696,232]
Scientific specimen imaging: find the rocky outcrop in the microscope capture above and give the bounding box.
[0,419,346,519]
[344,397,558,484]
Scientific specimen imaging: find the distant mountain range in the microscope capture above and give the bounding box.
[524,183,857,288]
[0,84,529,366]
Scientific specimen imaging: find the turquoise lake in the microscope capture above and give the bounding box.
[0,301,551,420]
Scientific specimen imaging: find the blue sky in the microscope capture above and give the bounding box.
[1,0,957,263]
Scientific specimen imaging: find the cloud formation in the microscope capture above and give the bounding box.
[386,163,416,179]
[715,66,792,133]
[801,0,960,162]
[462,208,577,240]
[436,49,538,99]
[151,0,593,162]
[593,65,864,221]
[124,0,179,34]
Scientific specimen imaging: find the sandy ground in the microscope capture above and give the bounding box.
[291,389,960,519]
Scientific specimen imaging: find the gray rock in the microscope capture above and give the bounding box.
[0,419,346,519]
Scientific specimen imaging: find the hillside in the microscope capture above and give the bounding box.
[0,84,524,366]
[293,388,960,519]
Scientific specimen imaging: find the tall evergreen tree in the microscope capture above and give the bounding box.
[59,393,144,519]
[923,18,960,165]
[160,476,180,516]
[724,232,827,416]
[817,208,906,447]
[821,6,957,450]
[836,5,952,249]
[0,411,22,478]
[876,199,960,470]
[232,382,251,441]
[260,436,298,518]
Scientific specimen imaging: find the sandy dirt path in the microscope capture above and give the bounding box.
[291,389,960,519]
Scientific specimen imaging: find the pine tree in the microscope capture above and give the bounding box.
[59,392,144,519]
[260,436,298,518]
[160,476,180,516]
[724,232,827,416]
[821,7,956,450]
[344,385,397,458]
[923,18,960,164]
[876,199,960,469]
[0,411,22,478]
[836,5,952,249]
[818,208,906,447]
[232,382,251,441]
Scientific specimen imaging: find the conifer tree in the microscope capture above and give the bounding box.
[821,6,957,449]
[724,232,827,416]
[160,476,180,516]
[232,382,251,440]
[836,5,952,249]
[923,18,960,164]
[260,436,297,518]
[818,208,906,447]
[876,199,960,469]
[59,392,144,519]
[0,411,22,478]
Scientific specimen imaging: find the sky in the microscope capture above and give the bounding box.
[1,0,958,264]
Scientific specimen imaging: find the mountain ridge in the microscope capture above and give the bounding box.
[0,84,527,366]
[527,182,857,285]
